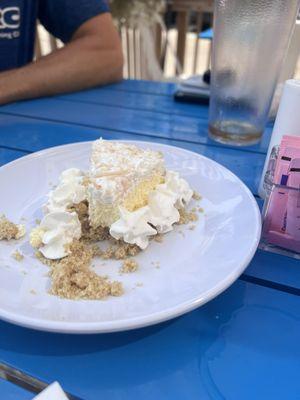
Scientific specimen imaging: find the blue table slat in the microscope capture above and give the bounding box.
[103,79,178,96]
[0,378,32,399]
[0,281,299,400]
[56,87,203,118]
[0,147,28,166]
[57,90,272,154]
[245,249,300,292]
[0,97,271,155]
[58,89,212,118]
[0,114,264,195]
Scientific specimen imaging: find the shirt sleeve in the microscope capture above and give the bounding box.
[38,0,110,43]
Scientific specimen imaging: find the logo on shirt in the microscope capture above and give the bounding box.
[0,7,20,29]
[0,7,20,39]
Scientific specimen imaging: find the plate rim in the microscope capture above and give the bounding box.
[0,140,262,334]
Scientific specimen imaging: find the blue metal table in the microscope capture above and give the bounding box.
[0,80,299,399]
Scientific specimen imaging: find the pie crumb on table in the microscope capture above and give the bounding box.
[11,250,24,261]
[178,209,198,225]
[192,191,202,201]
[100,242,140,260]
[121,259,139,273]
[153,234,164,243]
[0,215,26,240]
[37,241,124,300]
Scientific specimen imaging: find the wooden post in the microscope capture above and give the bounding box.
[126,28,131,78]
[155,23,162,64]
[193,12,203,74]
[176,10,189,72]
[132,28,137,78]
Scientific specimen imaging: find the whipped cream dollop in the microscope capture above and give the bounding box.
[147,190,180,234]
[30,211,81,259]
[159,171,193,208]
[44,168,87,213]
[110,206,157,249]
[110,171,193,248]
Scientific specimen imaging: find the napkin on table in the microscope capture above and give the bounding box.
[32,381,69,399]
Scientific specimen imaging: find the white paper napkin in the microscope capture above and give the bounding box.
[32,382,68,399]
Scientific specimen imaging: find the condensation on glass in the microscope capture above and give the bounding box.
[209,0,300,146]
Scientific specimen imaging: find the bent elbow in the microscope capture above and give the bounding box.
[93,44,123,84]
[84,38,124,86]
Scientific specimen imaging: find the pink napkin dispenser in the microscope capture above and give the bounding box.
[261,182,300,259]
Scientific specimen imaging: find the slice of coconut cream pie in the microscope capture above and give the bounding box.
[30,139,194,259]
[88,139,166,228]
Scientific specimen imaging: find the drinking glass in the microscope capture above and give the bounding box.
[209,0,300,146]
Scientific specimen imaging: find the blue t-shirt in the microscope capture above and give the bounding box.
[0,0,109,72]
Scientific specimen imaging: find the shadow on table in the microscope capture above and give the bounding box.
[0,317,177,355]
[0,282,247,356]
[0,288,243,397]
[0,281,299,399]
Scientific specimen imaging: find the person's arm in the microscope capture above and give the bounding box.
[0,13,123,105]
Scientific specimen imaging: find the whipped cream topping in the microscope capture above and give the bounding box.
[88,140,166,206]
[90,139,165,178]
[147,190,180,233]
[159,171,193,208]
[44,168,87,213]
[110,206,157,249]
[31,211,81,259]
[110,171,193,248]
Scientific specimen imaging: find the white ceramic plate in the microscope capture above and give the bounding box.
[0,141,261,334]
